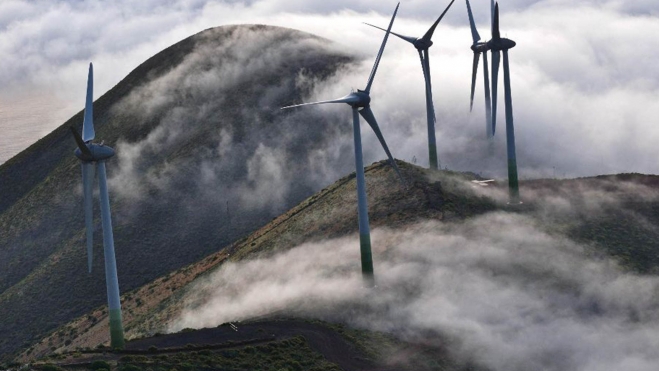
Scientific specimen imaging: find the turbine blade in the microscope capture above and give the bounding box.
[82,63,95,142]
[491,0,495,34]
[423,50,436,124]
[281,96,359,109]
[491,50,500,136]
[418,50,428,85]
[470,52,480,112]
[503,50,514,134]
[422,0,456,42]
[70,126,93,157]
[358,106,405,185]
[502,50,519,200]
[364,2,399,93]
[82,163,95,273]
[483,52,493,137]
[363,22,417,44]
[422,50,439,170]
[418,50,435,122]
[492,2,500,40]
[465,0,481,43]
[418,51,432,117]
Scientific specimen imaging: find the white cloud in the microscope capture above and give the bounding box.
[1,0,658,181]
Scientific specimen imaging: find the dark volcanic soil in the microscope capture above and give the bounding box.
[126,318,376,371]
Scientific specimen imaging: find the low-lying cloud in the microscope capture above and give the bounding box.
[172,212,659,371]
[107,25,356,217]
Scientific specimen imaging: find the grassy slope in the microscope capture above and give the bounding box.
[13,162,659,369]
[17,161,498,359]
[18,160,494,371]
[520,174,659,273]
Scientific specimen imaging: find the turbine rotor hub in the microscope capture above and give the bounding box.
[75,142,115,162]
[348,90,371,108]
[471,42,489,53]
[413,39,433,50]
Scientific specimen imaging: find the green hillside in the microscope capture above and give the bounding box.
[13,160,504,370]
[14,160,659,370]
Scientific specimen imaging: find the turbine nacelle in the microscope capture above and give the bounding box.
[413,38,433,50]
[471,42,490,53]
[74,143,115,163]
[487,37,516,51]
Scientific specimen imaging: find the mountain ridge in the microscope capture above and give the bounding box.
[15,159,496,362]
[16,160,659,364]
[0,24,355,360]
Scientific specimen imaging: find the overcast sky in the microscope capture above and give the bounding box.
[1,0,658,177]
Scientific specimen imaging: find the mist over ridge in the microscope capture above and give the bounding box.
[174,215,659,371]
[169,172,659,371]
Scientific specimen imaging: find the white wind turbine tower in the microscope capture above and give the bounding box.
[70,63,125,349]
[282,3,405,287]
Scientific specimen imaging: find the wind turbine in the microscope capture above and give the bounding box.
[465,0,495,138]
[282,3,404,287]
[365,0,455,170]
[487,3,520,203]
[70,63,125,348]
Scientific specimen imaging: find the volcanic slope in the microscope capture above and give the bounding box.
[18,161,499,370]
[0,24,358,359]
[18,161,659,369]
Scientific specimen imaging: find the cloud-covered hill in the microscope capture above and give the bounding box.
[0,24,360,360]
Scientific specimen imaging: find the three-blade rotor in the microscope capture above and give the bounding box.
[282,3,404,185]
[364,0,454,170]
[364,0,455,48]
